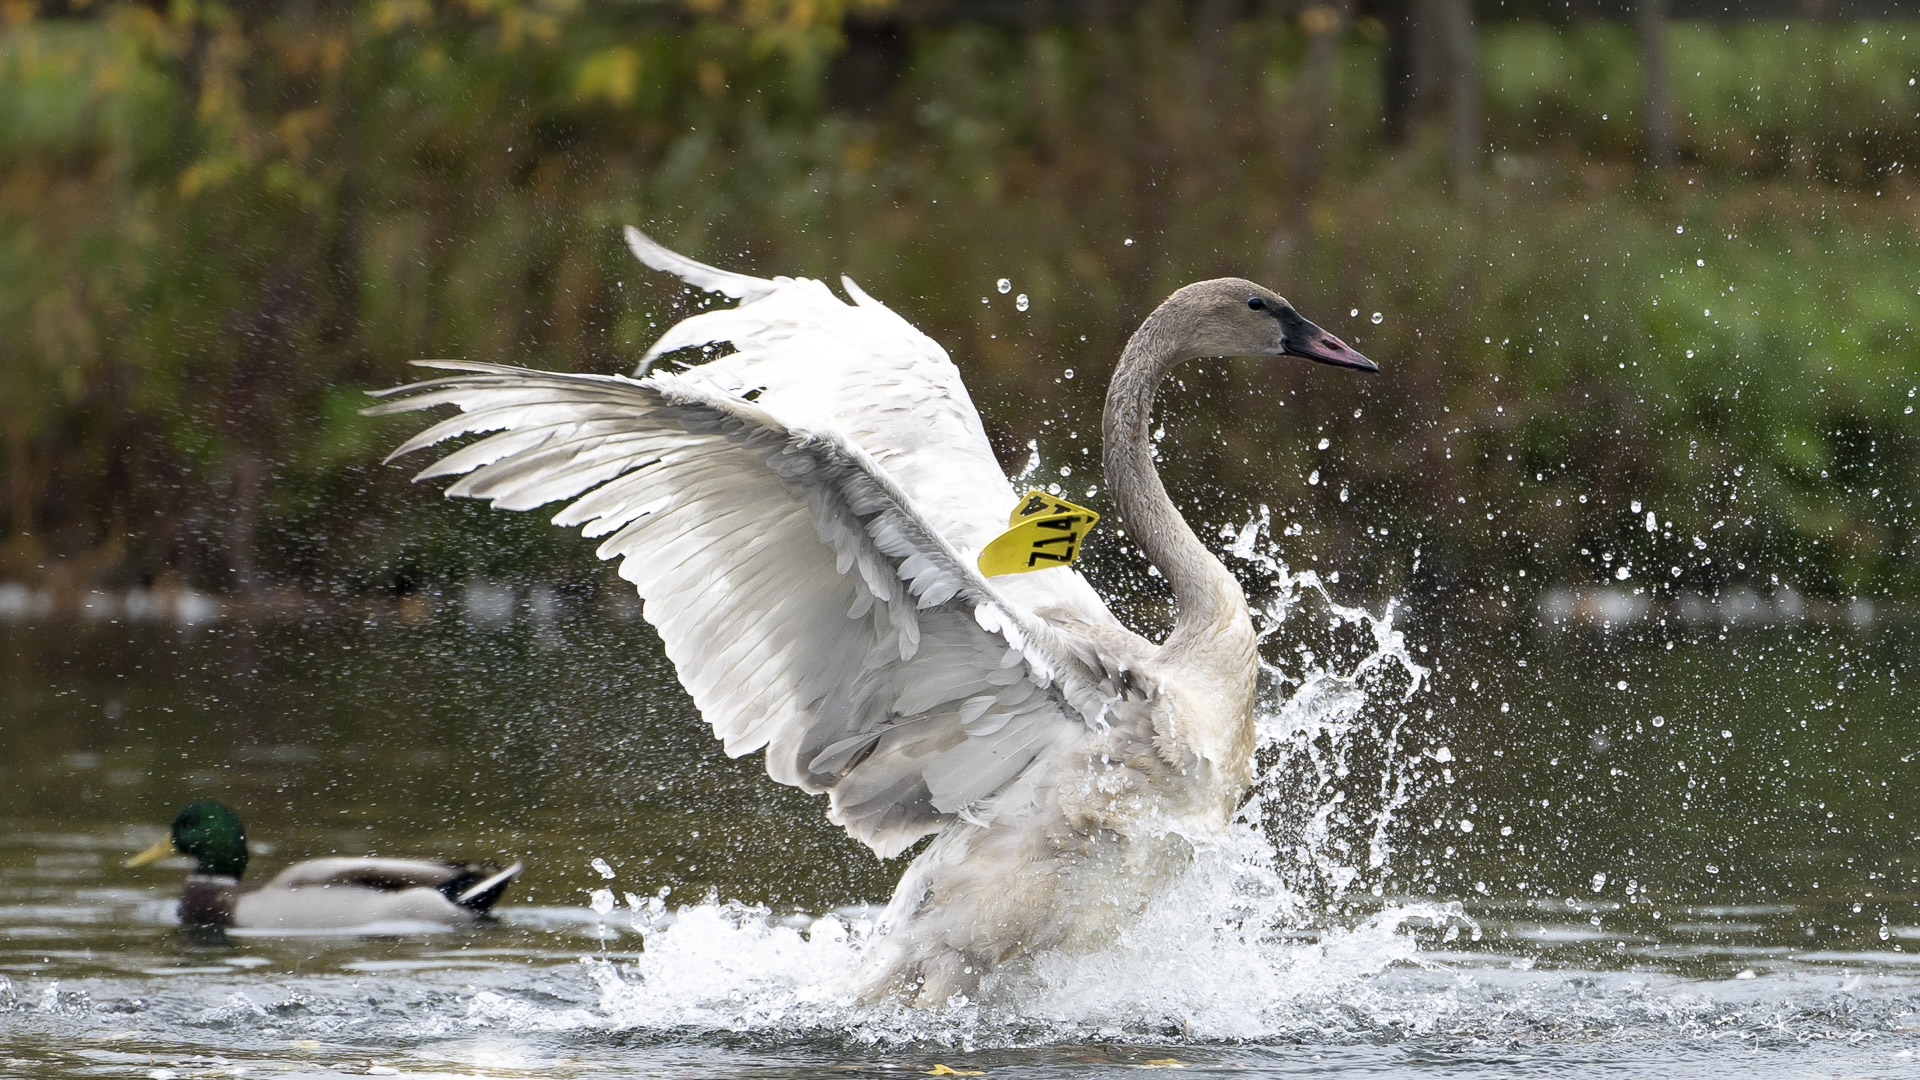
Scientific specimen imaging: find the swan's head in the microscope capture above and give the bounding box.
[1164,278,1377,373]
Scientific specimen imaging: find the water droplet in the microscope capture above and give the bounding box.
[1016,293,1029,311]
[1317,437,1330,450]
[589,888,616,916]
[1062,368,1074,379]
[1307,469,1320,486]
[1123,238,1135,246]
[1591,872,1608,892]
[1370,312,1383,324]
[1685,349,1695,358]
[1350,308,1359,318]
[1458,818,1475,833]
[1696,258,1705,267]
[1676,225,1685,234]
[1651,715,1666,727]
[996,278,1011,294]
[1706,863,1721,875]
[591,857,615,879]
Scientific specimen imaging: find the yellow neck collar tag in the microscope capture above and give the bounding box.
[977,490,1101,577]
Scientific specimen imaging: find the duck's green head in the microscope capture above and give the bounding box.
[127,800,249,879]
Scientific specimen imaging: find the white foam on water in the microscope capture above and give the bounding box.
[467,506,1452,1045]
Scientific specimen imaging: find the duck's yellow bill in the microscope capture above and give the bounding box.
[125,836,177,868]
[977,490,1100,577]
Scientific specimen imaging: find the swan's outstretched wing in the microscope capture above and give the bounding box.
[624,227,1119,629]
[369,364,1145,857]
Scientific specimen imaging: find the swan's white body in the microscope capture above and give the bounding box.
[371,228,1373,1003]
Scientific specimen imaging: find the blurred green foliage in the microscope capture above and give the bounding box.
[1,2,1915,616]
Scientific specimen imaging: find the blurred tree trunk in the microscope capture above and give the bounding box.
[1434,0,1481,183]
[1293,1,1354,192]
[1378,0,1441,146]
[1089,0,1155,316]
[324,66,368,364]
[4,417,34,565]
[1379,0,1477,182]
[829,18,908,111]
[226,455,264,596]
[1636,0,1677,168]
[1193,0,1236,115]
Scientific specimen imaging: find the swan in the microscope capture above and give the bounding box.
[369,228,1375,1003]
[127,800,523,929]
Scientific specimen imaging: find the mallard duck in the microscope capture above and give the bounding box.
[127,800,523,930]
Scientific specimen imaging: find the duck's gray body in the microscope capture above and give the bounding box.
[180,857,522,930]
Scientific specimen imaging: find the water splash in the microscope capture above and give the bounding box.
[1228,503,1432,913]
[492,504,1446,1043]
[466,891,1467,1049]
[1011,439,1042,486]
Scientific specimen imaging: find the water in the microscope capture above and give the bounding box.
[3,583,1918,1077]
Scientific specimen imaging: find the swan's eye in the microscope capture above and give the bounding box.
[1246,296,1266,311]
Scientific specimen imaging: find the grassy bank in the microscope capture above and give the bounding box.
[1,5,1915,617]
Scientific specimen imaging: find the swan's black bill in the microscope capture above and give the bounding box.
[1279,312,1378,373]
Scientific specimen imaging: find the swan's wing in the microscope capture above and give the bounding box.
[369,363,1146,857]
[624,226,1119,629]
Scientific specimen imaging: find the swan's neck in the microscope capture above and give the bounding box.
[1100,318,1251,662]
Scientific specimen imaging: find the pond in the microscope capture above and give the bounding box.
[2,582,1916,1078]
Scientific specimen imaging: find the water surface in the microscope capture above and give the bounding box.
[2,596,1916,1078]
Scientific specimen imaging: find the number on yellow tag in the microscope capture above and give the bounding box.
[977,490,1101,577]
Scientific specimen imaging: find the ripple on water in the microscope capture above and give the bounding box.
[5,878,1920,1076]
[5,543,1920,1076]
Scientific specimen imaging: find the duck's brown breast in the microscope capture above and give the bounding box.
[179,875,238,927]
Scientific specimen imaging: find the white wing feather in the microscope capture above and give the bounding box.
[370,363,1140,857]
[622,226,1121,630]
